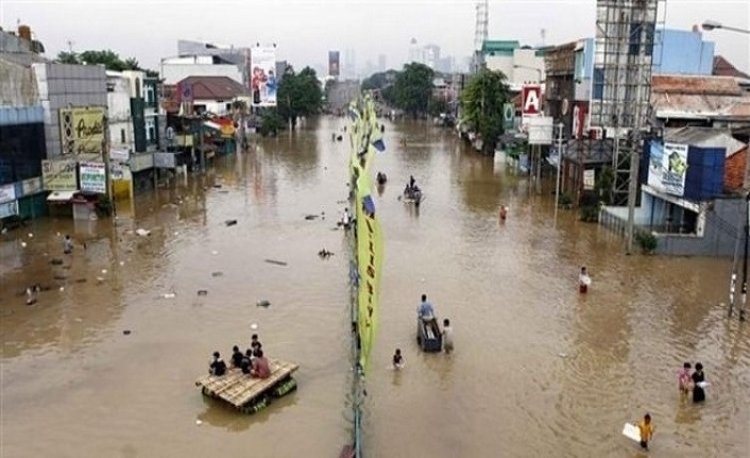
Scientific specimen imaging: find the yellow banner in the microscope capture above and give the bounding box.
[351,95,384,372]
[356,191,383,371]
[59,106,105,158]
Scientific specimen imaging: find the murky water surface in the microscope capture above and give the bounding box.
[2,117,748,457]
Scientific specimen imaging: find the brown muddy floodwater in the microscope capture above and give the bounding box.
[1,117,749,458]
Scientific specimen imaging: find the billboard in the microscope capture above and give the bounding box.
[42,159,78,191]
[250,46,277,106]
[329,51,340,77]
[521,85,542,117]
[79,162,107,194]
[60,107,106,158]
[647,142,688,196]
[572,102,589,140]
[527,116,554,145]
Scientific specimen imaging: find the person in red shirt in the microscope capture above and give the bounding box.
[251,349,271,379]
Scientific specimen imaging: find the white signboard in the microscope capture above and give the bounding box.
[583,169,596,190]
[79,161,107,194]
[21,177,43,196]
[110,148,130,163]
[647,142,688,196]
[0,200,18,218]
[527,116,554,145]
[0,183,16,204]
[250,46,278,107]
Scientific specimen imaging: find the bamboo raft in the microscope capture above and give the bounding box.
[195,360,299,414]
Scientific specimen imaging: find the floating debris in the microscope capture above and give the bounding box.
[304,214,319,220]
[50,258,64,266]
[21,241,27,248]
[123,330,131,335]
[224,219,238,226]
[250,323,258,330]
[213,184,223,189]
[53,274,67,280]
[75,278,87,283]
[28,232,34,238]
[211,272,223,277]
[101,269,108,274]
[163,293,176,299]
[256,300,271,308]
[318,249,334,259]
[96,276,105,282]
[135,228,151,237]
[197,290,208,296]
[195,419,203,425]
[119,261,125,266]
[211,250,218,255]
[264,259,287,266]
[59,286,65,292]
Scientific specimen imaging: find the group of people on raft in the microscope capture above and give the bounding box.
[208,334,271,379]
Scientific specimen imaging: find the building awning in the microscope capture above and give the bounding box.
[47,190,78,202]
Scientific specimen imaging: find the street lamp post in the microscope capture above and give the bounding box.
[702,20,750,34]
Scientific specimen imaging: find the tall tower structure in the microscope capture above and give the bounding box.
[472,0,489,72]
[590,0,666,252]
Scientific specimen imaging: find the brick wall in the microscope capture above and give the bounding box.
[724,147,747,191]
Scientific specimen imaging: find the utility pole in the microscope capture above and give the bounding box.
[741,192,750,322]
[102,113,116,220]
[625,132,640,254]
[553,122,563,225]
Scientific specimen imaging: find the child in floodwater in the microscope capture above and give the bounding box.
[579,266,591,293]
[499,205,507,222]
[678,362,692,396]
[637,413,654,450]
[392,348,404,369]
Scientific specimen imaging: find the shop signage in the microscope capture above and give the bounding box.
[0,183,16,203]
[79,161,107,194]
[42,159,78,191]
[154,152,176,169]
[21,177,43,197]
[60,106,105,157]
[583,169,596,190]
[648,142,689,197]
[521,85,542,117]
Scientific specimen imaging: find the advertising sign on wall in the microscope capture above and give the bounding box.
[572,102,589,139]
[0,183,16,204]
[527,116,554,145]
[21,177,43,197]
[503,103,515,130]
[42,159,78,191]
[79,161,107,194]
[154,152,176,169]
[250,46,278,107]
[60,107,106,158]
[0,201,18,218]
[647,142,689,196]
[328,51,340,77]
[521,85,542,117]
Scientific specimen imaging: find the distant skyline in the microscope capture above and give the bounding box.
[1,0,748,75]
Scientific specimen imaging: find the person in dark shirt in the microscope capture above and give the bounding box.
[392,348,404,369]
[692,362,706,403]
[231,345,244,368]
[251,334,262,354]
[240,349,253,374]
[209,351,226,376]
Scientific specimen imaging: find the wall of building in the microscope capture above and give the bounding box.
[192,99,234,115]
[0,58,39,106]
[32,63,107,160]
[653,29,714,76]
[160,63,242,85]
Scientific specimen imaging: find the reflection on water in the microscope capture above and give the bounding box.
[1,117,749,457]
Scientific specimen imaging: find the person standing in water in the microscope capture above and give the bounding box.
[678,362,692,397]
[499,205,507,222]
[392,348,404,369]
[637,413,654,450]
[442,318,454,354]
[63,235,73,254]
[579,266,591,293]
[692,362,706,403]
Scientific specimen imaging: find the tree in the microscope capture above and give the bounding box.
[392,63,434,117]
[460,68,510,154]
[56,51,80,64]
[123,57,140,70]
[277,66,323,128]
[78,50,128,71]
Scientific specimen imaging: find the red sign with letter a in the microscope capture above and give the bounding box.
[521,85,542,117]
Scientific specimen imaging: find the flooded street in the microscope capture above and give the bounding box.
[2,117,749,457]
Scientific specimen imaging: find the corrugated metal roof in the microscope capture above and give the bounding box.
[664,126,746,156]
[652,74,742,96]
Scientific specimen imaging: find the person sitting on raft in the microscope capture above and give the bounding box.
[250,349,271,379]
[209,351,227,376]
[231,345,244,368]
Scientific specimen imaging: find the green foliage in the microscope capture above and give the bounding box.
[595,166,615,205]
[56,49,149,73]
[579,205,599,223]
[635,231,658,254]
[277,66,323,129]
[459,68,510,154]
[95,195,113,217]
[56,51,79,64]
[258,110,284,136]
[558,192,574,209]
[392,63,434,117]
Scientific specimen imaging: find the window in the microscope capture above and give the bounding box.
[226,103,232,112]
[120,129,126,144]
[148,127,156,143]
[135,78,141,98]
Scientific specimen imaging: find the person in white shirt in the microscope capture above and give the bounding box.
[442,318,454,354]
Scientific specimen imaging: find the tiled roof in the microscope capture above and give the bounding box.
[176,76,248,100]
[712,55,749,79]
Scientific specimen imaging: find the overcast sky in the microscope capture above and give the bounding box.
[2,0,748,74]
